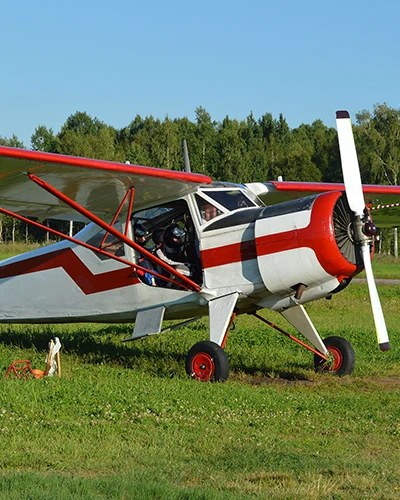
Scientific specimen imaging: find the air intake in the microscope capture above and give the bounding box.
[333,194,364,267]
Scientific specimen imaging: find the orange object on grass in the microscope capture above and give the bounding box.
[4,360,37,379]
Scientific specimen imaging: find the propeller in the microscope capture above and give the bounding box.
[336,110,390,351]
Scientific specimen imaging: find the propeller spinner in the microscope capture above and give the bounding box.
[336,110,390,351]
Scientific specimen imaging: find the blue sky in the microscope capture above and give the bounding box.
[2,0,400,147]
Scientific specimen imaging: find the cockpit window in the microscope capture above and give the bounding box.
[202,190,255,211]
[195,190,256,225]
[196,196,223,223]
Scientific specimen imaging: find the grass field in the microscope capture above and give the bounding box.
[0,245,400,498]
[0,243,43,261]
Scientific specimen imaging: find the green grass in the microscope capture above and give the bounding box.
[0,243,42,261]
[1,246,400,498]
[1,283,400,499]
[358,253,400,279]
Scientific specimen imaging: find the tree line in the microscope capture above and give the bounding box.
[0,103,399,250]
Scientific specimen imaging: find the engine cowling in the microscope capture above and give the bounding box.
[255,191,364,294]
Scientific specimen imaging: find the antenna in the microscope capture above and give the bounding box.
[183,139,191,173]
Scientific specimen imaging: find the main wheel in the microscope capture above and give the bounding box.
[314,336,355,376]
[186,341,229,382]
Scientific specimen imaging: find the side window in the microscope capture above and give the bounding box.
[195,196,223,224]
[86,222,125,260]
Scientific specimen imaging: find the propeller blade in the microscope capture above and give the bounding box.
[336,110,390,351]
[361,245,390,351]
[336,110,365,216]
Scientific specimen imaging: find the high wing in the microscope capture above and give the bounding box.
[0,146,212,222]
[246,180,400,227]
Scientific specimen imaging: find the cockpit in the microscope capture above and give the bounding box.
[80,186,262,288]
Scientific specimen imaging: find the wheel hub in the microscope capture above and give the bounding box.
[191,352,215,381]
[327,346,343,371]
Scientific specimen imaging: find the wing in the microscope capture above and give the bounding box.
[246,181,400,228]
[0,146,212,222]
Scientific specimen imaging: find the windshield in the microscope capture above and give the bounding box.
[201,189,255,211]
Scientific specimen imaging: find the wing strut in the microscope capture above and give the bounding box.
[99,186,135,248]
[0,206,188,289]
[252,312,329,360]
[24,173,202,292]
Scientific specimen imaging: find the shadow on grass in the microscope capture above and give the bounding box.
[231,360,311,381]
[0,324,312,381]
[0,324,189,376]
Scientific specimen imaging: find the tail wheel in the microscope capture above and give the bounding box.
[314,336,355,376]
[186,341,229,382]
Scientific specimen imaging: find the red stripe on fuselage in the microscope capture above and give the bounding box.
[201,192,358,278]
[0,248,139,294]
[201,239,257,269]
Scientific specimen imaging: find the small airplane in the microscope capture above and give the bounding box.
[0,110,399,381]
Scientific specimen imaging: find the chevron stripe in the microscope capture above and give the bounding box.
[0,248,139,295]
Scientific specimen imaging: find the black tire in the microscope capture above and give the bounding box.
[185,341,229,382]
[314,336,355,376]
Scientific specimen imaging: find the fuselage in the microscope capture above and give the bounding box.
[0,184,363,324]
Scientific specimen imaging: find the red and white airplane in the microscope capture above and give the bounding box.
[0,110,399,381]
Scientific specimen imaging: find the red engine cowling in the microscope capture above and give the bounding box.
[255,191,364,294]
